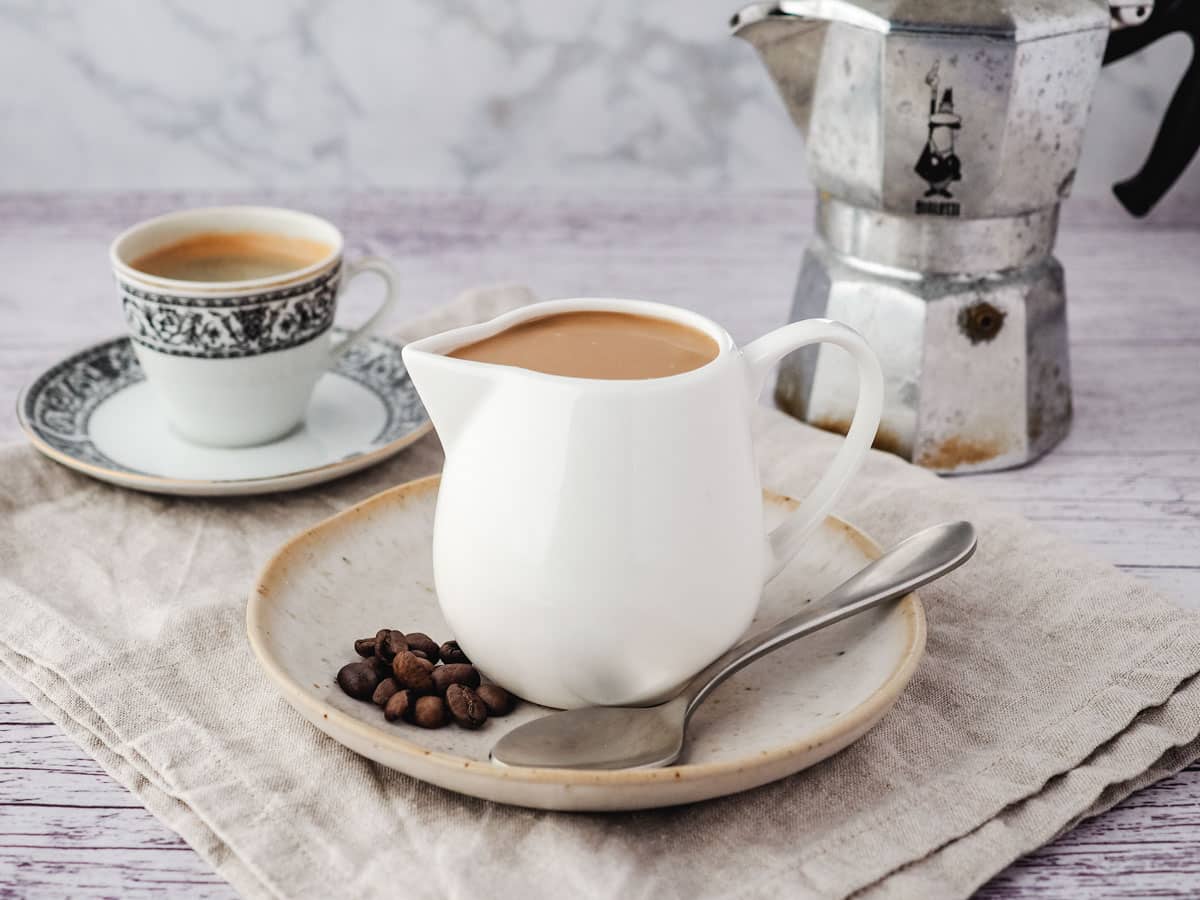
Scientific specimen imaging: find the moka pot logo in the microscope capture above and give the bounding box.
[915,61,962,217]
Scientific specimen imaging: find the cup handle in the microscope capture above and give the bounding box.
[330,256,400,360]
[742,318,884,582]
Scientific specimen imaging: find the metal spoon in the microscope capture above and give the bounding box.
[490,520,977,770]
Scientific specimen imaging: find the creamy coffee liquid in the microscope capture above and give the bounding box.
[130,231,333,282]
[449,311,719,379]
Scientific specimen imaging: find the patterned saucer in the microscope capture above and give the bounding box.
[16,329,431,497]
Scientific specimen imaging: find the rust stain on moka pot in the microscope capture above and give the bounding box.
[810,417,1008,471]
[914,436,1008,470]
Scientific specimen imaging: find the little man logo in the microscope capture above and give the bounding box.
[914,61,962,217]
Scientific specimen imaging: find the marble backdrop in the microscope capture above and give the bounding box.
[2,0,1196,220]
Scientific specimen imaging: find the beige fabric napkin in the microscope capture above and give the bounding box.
[3,284,1200,900]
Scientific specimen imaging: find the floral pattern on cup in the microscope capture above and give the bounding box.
[119,264,341,359]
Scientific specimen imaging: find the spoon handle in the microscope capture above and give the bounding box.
[680,521,977,719]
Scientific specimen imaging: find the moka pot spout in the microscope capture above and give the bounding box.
[731,0,887,139]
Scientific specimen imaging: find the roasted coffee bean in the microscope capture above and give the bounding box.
[392,651,435,694]
[353,637,377,658]
[431,664,480,695]
[372,677,399,707]
[439,640,470,665]
[336,661,379,701]
[475,684,515,716]
[384,689,416,722]
[374,629,408,664]
[367,654,392,680]
[412,695,448,728]
[445,684,488,729]
[409,649,429,661]
[405,632,440,663]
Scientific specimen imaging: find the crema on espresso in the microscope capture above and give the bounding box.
[130,231,333,282]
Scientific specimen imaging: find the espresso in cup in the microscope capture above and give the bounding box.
[449,311,719,379]
[130,231,334,283]
[111,207,401,448]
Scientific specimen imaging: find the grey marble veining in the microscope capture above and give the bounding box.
[1,0,1197,221]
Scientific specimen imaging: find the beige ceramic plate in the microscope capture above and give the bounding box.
[247,475,925,811]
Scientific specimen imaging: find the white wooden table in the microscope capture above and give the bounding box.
[1,191,1198,897]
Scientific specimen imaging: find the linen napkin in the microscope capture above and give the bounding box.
[3,284,1200,900]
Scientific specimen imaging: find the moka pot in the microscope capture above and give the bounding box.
[732,0,1200,472]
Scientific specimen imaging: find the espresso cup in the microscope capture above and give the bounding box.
[110,206,399,447]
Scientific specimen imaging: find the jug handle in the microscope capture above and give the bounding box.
[742,319,884,582]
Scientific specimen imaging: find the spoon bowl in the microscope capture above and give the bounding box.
[491,698,689,770]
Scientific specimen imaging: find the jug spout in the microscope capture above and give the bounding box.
[401,345,495,456]
[731,1,887,138]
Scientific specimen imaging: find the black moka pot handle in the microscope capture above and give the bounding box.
[1103,0,1200,217]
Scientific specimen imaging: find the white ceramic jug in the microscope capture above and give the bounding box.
[403,298,883,709]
